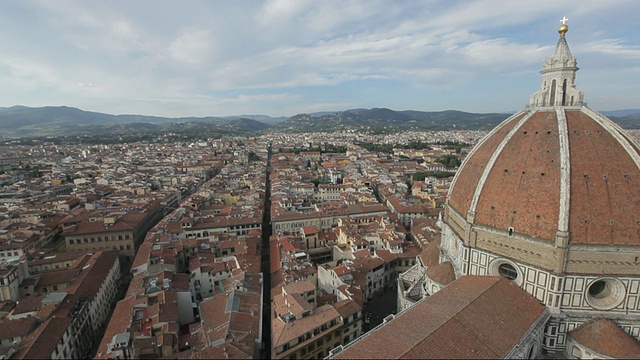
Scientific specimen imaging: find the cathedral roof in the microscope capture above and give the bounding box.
[448,108,640,246]
[447,24,640,248]
[333,276,546,359]
[426,261,455,286]
[419,238,440,267]
[568,318,640,358]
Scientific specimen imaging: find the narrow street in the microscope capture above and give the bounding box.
[260,145,273,357]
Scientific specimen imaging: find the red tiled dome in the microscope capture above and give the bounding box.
[447,26,640,249]
[448,107,640,246]
[426,261,455,286]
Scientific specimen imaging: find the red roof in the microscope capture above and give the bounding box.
[569,318,640,358]
[448,109,640,246]
[336,276,546,359]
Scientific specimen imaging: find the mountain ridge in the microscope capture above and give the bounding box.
[1,105,640,140]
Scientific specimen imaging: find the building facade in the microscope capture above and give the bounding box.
[398,22,640,358]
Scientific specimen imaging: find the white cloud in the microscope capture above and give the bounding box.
[167,28,214,64]
[581,39,640,58]
[0,0,637,116]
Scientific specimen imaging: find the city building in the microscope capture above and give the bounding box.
[0,250,121,359]
[63,203,164,259]
[385,21,640,358]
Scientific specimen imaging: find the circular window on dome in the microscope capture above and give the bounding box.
[488,259,523,285]
[585,278,626,310]
[498,263,518,280]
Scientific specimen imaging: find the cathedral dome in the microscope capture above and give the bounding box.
[444,23,640,276]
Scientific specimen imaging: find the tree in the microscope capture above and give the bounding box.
[436,155,461,168]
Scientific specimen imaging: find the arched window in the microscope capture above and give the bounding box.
[562,79,568,106]
[549,79,557,105]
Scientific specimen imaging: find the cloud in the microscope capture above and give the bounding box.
[0,0,638,116]
[580,39,640,58]
[167,28,214,64]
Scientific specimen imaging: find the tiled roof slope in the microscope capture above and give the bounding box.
[569,318,640,358]
[448,108,640,246]
[335,276,546,359]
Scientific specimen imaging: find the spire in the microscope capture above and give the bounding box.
[544,26,576,73]
[529,17,584,108]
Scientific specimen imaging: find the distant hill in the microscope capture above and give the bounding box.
[601,109,640,117]
[1,105,639,140]
[0,106,271,139]
[273,108,512,133]
[220,114,287,125]
[273,108,640,133]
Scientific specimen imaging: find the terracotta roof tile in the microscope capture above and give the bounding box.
[96,295,135,358]
[426,261,455,286]
[420,238,441,267]
[569,318,640,358]
[335,276,546,359]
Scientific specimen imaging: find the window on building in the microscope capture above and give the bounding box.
[547,338,555,347]
[498,263,518,280]
[53,285,58,291]
[126,245,131,250]
[588,280,609,299]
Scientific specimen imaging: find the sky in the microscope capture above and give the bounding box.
[0,1,638,118]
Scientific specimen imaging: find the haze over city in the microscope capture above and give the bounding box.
[0,0,638,118]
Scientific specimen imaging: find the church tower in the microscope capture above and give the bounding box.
[336,18,640,360]
[529,18,584,108]
[419,18,640,356]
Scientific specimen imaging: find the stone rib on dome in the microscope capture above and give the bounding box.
[446,26,640,249]
[447,107,640,246]
[448,111,527,220]
[474,111,562,241]
[565,110,640,245]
